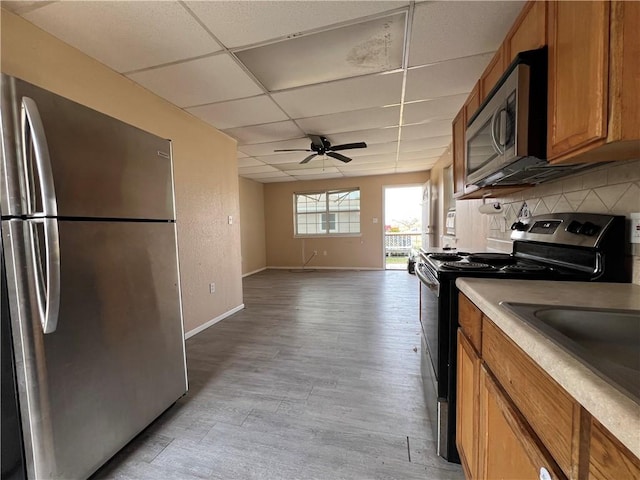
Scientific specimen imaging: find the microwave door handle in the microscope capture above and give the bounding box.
[498,109,507,146]
[490,108,503,155]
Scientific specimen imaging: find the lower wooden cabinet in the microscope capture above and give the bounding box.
[456,330,480,479]
[588,417,640,480]
[478,365,566,480]
[456,293,640,480]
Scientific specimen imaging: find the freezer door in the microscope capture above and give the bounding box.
[2,219,187,479]
[0,74,174,220]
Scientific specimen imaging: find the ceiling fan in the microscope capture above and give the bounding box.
[274,134,367,164]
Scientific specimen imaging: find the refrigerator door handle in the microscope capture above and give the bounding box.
[21,96,58,217]
[27,217,61,334]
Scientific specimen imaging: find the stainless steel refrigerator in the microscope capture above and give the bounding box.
[0,74,188,479]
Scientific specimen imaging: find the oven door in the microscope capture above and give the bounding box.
[416,263,440,383]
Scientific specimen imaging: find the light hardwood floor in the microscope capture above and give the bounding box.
[94,269,464,479]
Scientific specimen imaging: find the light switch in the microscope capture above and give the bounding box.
[228,215,233,225]
[372,217,378,224]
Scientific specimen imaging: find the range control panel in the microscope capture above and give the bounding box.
[510,213,623,248]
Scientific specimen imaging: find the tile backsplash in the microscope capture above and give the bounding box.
[456,158,640,284]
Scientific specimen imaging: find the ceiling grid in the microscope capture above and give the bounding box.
[4,0,526,182]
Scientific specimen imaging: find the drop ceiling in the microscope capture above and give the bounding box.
[3,0,525,183]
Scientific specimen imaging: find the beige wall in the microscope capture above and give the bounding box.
[239,177,267,275]
[264,172,429,269]
[1,10,243,333]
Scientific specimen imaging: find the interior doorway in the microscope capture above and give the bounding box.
[383,185,423,270]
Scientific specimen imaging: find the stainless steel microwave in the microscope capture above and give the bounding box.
[465,48,594,188]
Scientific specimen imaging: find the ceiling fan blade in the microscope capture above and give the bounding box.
[330,142,367,151]
[274,148,312,152]
[326,151,352,163]
[300,153,318,164]
[308,134,326,149]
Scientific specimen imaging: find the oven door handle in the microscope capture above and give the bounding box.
[416,264,440,295]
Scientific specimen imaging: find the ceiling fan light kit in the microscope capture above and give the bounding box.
[274,134,367,164]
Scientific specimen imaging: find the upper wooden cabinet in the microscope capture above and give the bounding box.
[478,46,506,103]
[505,0,547,64]
[548,0,640,163]
[450,0,639,200]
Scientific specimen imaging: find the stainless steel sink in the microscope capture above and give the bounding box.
[500,303,640,402]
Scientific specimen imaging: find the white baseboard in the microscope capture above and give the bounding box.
[184,304,245,339]
[242,267,267,278]
[266,266,382,271]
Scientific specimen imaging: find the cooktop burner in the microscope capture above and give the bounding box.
[429,253,463,261]
[442,261,494,270]
[501,263,549,273]
[467,253,516,265]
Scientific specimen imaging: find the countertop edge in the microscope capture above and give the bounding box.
[455,278,640,459]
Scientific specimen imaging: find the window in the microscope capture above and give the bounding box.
[294,188,360,236]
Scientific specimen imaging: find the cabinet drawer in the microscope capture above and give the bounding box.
[482,318,578,477]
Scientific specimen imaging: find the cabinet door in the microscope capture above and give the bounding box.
[478,366,567,480]
[506,0,547,62]
[589,417,640,480]
[479,46,506,102]
[547,0,610,160]
[463,83,480,124]
[456,330,480,479]
[452,109,466,197]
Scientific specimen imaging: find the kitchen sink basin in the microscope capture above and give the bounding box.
[500,303,640,403]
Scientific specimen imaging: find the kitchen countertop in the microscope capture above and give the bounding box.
[455,278,640,458]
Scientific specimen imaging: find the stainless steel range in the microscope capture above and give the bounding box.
[415,213,627,463]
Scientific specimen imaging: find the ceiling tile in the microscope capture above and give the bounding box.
[400,119,453,138]
[23,1,221,73]
[404,54,493,102]
[272,71,403,118]
[329,127,400,146]
[295,106,400,135]
[395,164,433,173]
[235,13,405,91]
[127,54,263,107]
[346,142,398,158]
[402,94,467,124]
[186,95,288,130]
[238,157,265,168]
[246,171,293,179]
[287,167,341,176]
[185,1,406,49]
[238,164,280,175]
[346,153,398,165]
[409,1,525,67]
[255,175,298,183]
[400,136,452,152]
[224,121,305,145]
[239,138,311,157]
[257,152,314,165]
[400,129,450,144]
[398,148,446,161]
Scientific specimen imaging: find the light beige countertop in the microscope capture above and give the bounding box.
[455,278,640,459]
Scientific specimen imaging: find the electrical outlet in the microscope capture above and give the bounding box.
[323,250,327,256]
[631,213,640,244]
[209,283,215,294]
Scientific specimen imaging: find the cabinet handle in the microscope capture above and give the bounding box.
[539,466,552,480]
